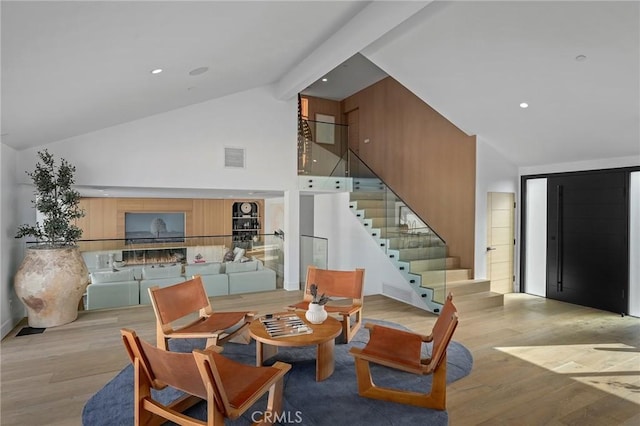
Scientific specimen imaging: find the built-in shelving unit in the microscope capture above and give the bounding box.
[232,202,260,249]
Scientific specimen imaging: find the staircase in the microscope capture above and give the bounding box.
[296,114,503,313]
[349,177,504,314]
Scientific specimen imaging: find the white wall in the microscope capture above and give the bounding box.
[314,192,425,301]
[16,86,298,193]
[475,138,519,281]
[264,197,284,235]
[283,190,300,290]
[520,155,640,176]
[299,194,315,236]
[1,144,26,338]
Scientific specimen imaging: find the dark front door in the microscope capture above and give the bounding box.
[547,171,628,314]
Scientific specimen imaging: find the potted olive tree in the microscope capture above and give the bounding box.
[14,149,89,327]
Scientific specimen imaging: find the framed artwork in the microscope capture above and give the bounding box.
[125,212,185,244]
[315,113,335,144]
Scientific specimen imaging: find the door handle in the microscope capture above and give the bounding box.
[556,185,563,292]
[486,247,496,251]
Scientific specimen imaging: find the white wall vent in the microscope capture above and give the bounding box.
[224,147,245,168]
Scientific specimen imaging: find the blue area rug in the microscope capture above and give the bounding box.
[82,319,472,425]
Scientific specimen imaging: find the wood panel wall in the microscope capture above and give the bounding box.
[77,197,263,241]
[341,77,477,272]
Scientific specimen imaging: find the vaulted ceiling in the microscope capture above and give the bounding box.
[2,1,638,168]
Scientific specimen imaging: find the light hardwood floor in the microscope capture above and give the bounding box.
[1,291,638,425]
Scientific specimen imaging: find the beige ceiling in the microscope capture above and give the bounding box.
[2,1,639,170]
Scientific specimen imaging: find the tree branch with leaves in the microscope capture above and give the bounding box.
[15,150,85,247]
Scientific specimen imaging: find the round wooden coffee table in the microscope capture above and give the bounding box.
[249,312,342,381]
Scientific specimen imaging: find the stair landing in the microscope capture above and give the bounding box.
[443,279,504,312]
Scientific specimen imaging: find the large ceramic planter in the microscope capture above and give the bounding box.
[14,246,89,328]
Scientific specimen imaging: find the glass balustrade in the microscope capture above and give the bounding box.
[348,150,447,309]
[28,234,287,287]
[68,235,231,268]
[298,119,350,191]
[300,234,328,284]
[296,114,448,311]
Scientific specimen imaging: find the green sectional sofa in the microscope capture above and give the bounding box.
[84,259,276,310]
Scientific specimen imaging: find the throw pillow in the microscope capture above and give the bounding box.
[225,260,258,274]
[223,250,235,263]
[233,247,246,262]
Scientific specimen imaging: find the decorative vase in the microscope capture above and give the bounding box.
[305,303,328,324]
[14,246,89,328]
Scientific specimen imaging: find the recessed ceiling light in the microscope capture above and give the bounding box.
[575,54,587,62]
[321,78,328,82]
[150,68,163,74]
[520,102,529,109]
[189,67,209,76]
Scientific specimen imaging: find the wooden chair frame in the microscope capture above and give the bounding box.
[121,328,291,426]
[288,265,365,343]
[148,275,255,350]
[349,293,459,410]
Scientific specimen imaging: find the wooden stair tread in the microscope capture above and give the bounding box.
[446,278,492,286]
[408,257,459,271]
[420,268,471,275]
[449,290,504,312]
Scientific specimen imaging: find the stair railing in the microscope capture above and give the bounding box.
[347,150,448,310]
[298,119,350,190]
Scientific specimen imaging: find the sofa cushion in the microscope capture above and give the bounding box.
[199,273,229,297]
[225,260,262,274]
[228,268,276,295]
[86,281,139,309]
[91,269,136,284]
[184,262,222,277]
[139,276,187,305]
[141,264,183,280]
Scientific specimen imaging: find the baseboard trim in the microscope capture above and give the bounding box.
[2,316,24,339]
